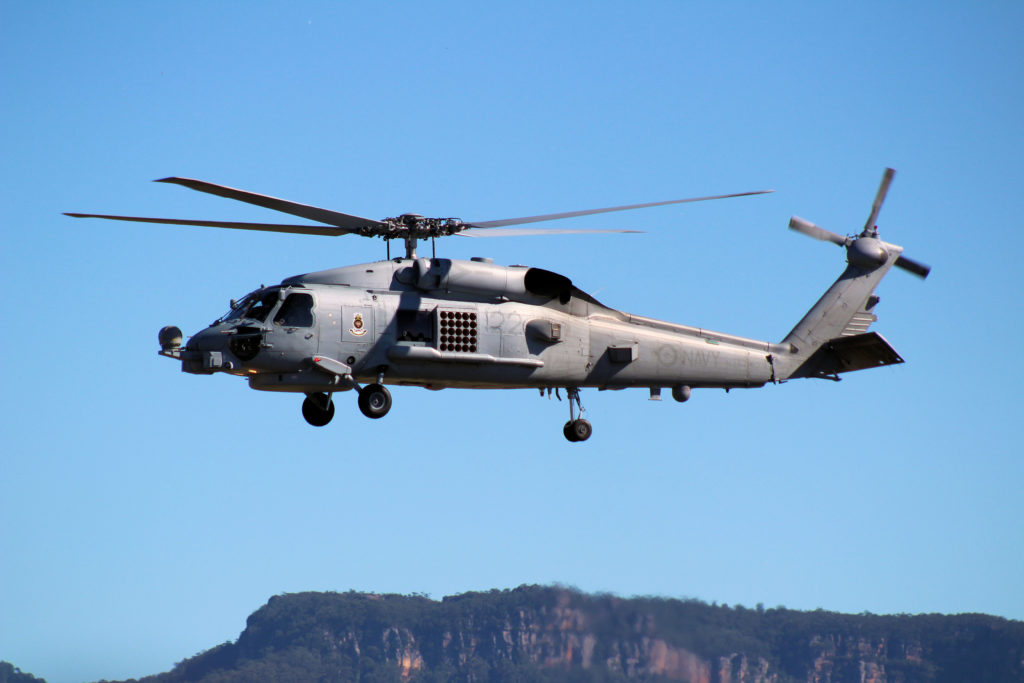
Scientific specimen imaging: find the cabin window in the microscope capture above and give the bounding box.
[275,292,315,327]
[396,308,434,342]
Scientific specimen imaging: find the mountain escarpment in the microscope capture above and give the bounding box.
[117,585,1024,682]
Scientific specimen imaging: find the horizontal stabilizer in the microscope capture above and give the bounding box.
[788,332,904,380]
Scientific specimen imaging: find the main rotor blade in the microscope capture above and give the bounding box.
[895,254,931,279]
[788,216,849,246]
[156,177,387,230]
[457,227,644,238]
[863,167,895,233]
[64,213,356,237]
[464,190,773,229]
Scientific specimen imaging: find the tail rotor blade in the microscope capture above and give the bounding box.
[863,167,895,233]
[789,216,849,246]
[895,255,931,279]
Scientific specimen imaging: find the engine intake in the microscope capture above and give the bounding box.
[413,259,572,302]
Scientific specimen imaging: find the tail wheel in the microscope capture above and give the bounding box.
[358,383,392,419]
[302,393,335,427]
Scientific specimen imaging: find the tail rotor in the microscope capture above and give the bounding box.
[787,168,930,279]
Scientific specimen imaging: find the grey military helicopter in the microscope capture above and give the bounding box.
[67,168,928,441]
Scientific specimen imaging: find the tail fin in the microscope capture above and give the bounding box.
[775,247,905,380]
[773,168,929,381]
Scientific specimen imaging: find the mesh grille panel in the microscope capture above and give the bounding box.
[438,310,478,353]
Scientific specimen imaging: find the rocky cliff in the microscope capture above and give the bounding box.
[115,585,1023,682]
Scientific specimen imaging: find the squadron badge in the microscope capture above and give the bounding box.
[349,313,367,337]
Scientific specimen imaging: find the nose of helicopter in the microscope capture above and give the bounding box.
[175,324,235,374]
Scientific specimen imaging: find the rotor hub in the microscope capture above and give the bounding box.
[375,215,465,242]
[846,236,889,270]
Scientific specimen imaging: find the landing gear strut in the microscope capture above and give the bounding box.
[562,387,592,442]
[302,392,335,427]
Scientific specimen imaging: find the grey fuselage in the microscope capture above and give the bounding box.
[180,257,788,395]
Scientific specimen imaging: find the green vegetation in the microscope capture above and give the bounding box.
[0,662,46,683]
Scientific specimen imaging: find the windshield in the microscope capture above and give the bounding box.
[214,287,281,324]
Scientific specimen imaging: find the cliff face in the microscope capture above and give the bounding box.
[219,590,744,682]
[129,586,1024,683]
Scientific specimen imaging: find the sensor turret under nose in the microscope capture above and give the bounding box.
[158,325,182,353]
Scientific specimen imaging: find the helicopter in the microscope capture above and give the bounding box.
[66,168,929,442]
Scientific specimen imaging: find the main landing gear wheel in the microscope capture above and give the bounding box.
[302,393,335,427]
[561,387,592,442]
[563,419,592,442]
[358,383,392,419]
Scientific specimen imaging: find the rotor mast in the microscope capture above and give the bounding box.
[403,234,418,259]
[383,236,423,259]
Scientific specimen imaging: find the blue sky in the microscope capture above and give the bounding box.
[2,2,1022,682]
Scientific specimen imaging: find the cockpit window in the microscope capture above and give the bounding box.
[245,288,280,322]
[214,287,280,324]
[215,292,255,324]
[274,292,315,327]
